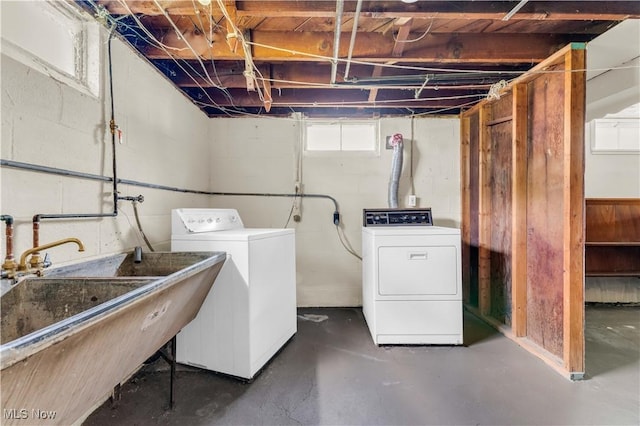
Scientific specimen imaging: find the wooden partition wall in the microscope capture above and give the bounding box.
[461,44,586,379]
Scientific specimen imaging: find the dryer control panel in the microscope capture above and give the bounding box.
[363,208,433,227]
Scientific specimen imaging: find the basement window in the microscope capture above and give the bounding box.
[304,120,379,153]
[1,1,101,97]
[589,118,640,154]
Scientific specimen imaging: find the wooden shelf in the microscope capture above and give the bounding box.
[586,272,640,277]
[585,198,640,277]
[585,241,640,247]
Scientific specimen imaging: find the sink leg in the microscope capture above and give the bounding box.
[170,336,176,409]
[110,383,122,407]
[158,336,177,410]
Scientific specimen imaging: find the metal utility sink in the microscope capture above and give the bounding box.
[0,250,226,426]
[44,251,211,278]
[0,277,154,344]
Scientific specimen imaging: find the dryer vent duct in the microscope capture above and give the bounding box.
[388,133,404,209]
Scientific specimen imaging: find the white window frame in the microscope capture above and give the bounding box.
[303,119,380,156]
[589,118,640,154]
[1,0,101,98]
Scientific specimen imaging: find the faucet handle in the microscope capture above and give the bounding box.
[29,252,43,269]
[42,253,52,268]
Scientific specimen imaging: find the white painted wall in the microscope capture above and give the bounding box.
[585,20,640,198]
[209,116,460,307]
[1,14,211,266]
[584,19,640,303]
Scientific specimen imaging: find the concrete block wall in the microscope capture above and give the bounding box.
[1,27,211,266]
[209,116,460,307]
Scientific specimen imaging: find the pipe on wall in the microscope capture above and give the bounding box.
[0,159,341,224]
[1,215,16,272]
[27,31,127,251]
[330,0,345,85]
[343,0,363,81]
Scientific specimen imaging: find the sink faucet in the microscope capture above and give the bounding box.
[18,238,86,271]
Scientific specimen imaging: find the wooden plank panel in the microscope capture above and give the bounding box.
[585,203,616,242]
[585,199,640,275]
[469,112,480,308]
[562,47,586,375]
[478,105,492,316]
[461,116,472,305]
[488,94,513,325]
[511,83,528,337]
[461,43,586,379]
[585,246,640,276]
[614,203,640,242]
[143,31,570,63]
[526,63,566,358]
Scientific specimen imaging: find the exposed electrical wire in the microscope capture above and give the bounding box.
[393,19,434,43]
[245,40,527,75]
[109,0,235,113]
[335,225,362,261]
[152,0,226,92]
[90,2,640,121]
[190,0,226,89]
[215,0,266,102]
[283,194,297,228]
[132,201,155,252]
[230,93,487,109]
[413,99,483,116]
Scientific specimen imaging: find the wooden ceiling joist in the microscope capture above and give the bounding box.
[97,1,640,21]
[144,31,574,63]
[84,0,638,117]
[369,17,412,102]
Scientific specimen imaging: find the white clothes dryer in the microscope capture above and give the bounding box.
[362,208,462,345]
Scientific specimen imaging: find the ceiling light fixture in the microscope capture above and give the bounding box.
[401,0,418,3]
[197,0,211,5]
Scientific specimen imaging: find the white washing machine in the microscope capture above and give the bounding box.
[362,209,462,345]
[171,208,296,380]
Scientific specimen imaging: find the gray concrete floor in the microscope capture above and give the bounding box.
[84,306,639,425]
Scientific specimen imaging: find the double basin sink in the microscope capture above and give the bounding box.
[0,250,225,426]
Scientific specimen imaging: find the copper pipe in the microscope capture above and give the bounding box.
[1,215,16,275]
[32,219,40,253]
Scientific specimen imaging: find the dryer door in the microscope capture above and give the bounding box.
[378,245,458,296]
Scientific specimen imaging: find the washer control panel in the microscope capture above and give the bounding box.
[363,208,433,227]
[172,208,244,234]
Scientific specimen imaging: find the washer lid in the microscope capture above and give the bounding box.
[171,228,294,241]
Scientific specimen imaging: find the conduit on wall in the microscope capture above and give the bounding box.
[330,0,345,85]
[25,30,142,255]
[0,159,342,224]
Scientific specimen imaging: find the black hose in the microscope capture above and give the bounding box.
[132,202,155,252]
